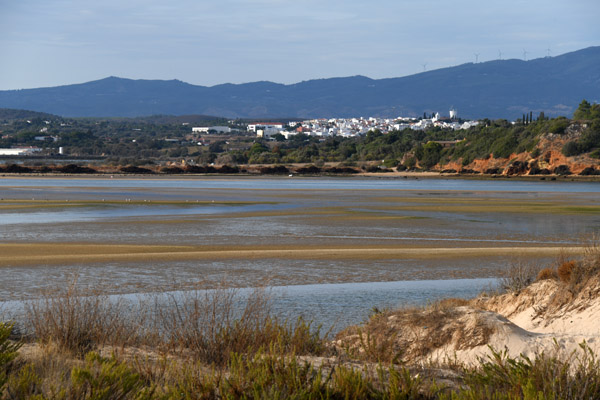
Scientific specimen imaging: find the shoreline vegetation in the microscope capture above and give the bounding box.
[1,161,600,179]
[2,101,600,182]
[2,243,600,398]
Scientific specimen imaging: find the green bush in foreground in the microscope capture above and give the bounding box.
[0,322,22,392]
[5,328,600,398]
[442,344,600,400]
[71,352,155,400]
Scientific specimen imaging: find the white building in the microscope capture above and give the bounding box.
[192,126,231,134]
[247,123,284,133]
[256,126,284,138]
[0,147,42,156]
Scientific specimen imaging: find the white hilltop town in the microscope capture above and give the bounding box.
[0,109,480,156]
[225,109,478,140]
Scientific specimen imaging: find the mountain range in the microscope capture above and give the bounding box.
[1,46,599,120]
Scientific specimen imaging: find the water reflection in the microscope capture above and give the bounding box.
[0,203,288,225]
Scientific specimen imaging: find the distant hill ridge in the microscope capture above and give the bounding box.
[1,46,599,119]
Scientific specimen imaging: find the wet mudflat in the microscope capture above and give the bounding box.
[1,176,599,304]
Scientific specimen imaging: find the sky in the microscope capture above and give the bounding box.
[0,0,598,90]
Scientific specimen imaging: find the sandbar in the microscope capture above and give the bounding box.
[0,242,585,267]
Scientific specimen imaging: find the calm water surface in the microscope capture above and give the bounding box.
[2,176,600,192]
[1,176,598,326]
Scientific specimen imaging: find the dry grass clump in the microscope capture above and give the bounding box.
[336,298,494,365]
[568,240,600,287]
[25,280,141,356]
[500,259,544,293]
[156,286,325,366]
[434,298,470,309]
[536,267,558,281]
[23,278,325,370]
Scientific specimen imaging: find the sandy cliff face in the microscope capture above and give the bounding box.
[436,126,599,176]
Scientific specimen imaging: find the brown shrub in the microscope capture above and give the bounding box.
[156,285,324,366]
[557,261,576,283]
[434,298,470,309]
[536,268,558,281]
[25,278,140,355]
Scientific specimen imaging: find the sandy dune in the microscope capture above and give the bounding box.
[336,272,600,366]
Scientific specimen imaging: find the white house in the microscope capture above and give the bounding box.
[0,147,42,156]
[192,126,231,134]
[247,123,284,133]
[256,126,284,138]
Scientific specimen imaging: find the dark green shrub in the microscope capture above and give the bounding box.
[485,168,502,174]
[57,164,97,174]
[160,166,184,174]
[259,165,289,174]
[71,352,153,400]
[419,142,443,169]
[553,165,571,175]
[547,117,569,134]
[325,166,360,174]
[216,165,239,174]
[0,322,21,392]
[562,140,581,156]
[119,165,154,174]
[295,165,321,174]
[2,164,33,173]
[456,345,600,400]
[579,167,599,176]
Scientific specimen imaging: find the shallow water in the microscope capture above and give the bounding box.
[0,203,288,225]
[1,176,598,323]
[2,176,600,192]
[0,278,498,334]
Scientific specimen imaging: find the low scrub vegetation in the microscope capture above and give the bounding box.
[2,242,600,398]
[447,344,600,400]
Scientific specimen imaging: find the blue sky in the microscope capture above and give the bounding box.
[0,0,598,90]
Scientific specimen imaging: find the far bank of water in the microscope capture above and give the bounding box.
[1,176,600,192]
